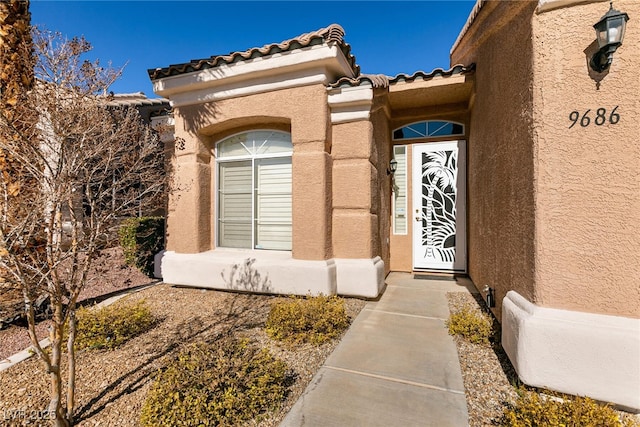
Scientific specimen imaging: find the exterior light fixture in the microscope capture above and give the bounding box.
[590,2,629,73]
[387,158,398,176]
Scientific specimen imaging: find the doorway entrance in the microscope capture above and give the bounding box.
[412,141,466,271]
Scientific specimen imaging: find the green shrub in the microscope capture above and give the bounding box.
[265,295,350,345]
[446,305,493,344]
[140,337,289,427]
[74,300,155,350]
[502,389,639,427]
[118,216,164,277]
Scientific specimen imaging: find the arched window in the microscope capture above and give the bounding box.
[216,130,292,250]
[392,120,464,140]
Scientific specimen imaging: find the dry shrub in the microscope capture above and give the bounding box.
[140,337,289,426]
[446,304,493,344]
[502,389,639,427]
[74,299,155,350]
[265,295,349,346]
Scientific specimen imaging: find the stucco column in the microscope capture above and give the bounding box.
[165,115,212,253]
[291,150,332,260]
[331,121,379,258]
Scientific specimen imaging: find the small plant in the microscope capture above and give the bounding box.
[501,388,639,427]
[140,336,289,426]
[74,299,155,350]
[446,304,493,344]
[118,216,164,277]
[265,295,350,345]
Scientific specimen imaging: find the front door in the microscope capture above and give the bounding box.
[412,141,466,271]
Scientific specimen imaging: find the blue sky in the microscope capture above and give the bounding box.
[30,1,475,97]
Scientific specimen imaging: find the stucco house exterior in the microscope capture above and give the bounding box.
[148,0,639,412]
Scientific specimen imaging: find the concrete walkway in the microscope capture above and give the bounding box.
[281,272,477,427]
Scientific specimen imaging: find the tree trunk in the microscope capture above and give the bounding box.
[66,306,77,424]
[48,309,69,426]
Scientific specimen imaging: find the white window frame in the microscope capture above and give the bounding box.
[215,130,293,250]
[392,120,465,141]
[392,145,408,235]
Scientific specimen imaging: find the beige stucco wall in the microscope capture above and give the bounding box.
[452,0,639,319]
[371,93,392,274]
[532,0,640,318]
[167,82,393,268]
[167,84,334,260]
[451,1,538,319]
[165,110,212,253]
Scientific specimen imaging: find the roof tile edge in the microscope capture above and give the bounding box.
[148,24,359,81]
[328,64,476,89]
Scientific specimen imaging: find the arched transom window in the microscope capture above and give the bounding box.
[392,120,464,140]
[216,130,292,250]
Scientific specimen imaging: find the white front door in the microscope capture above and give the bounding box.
[412,141,466,271]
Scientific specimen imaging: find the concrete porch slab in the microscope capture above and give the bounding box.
[280,366,468,427]
[280,272,470,426]
[366,285,451,319]
[324,308,465,392]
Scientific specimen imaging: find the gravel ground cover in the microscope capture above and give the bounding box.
[447,291,519,426]
[0,283,365,426]
[447,291,640,427]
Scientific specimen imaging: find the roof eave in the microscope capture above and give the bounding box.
[152,43,356,107]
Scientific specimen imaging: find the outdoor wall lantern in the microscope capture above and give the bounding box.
[387,158,398,176]
[590,2,629,73]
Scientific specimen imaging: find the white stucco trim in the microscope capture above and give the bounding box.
[168,70,329,107]
[334,257,385,298]
[329,107,371,124]
[327,85,374,124]
[537,0,608,13]
[152,44,355,107]
[502,291,640,412]
[158,250,385,299]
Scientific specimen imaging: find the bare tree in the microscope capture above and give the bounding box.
[0,27,166,426]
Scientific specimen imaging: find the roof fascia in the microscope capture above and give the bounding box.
[153,44,355,107]
[537,0,608,13]
[450,0,486,56]
[388,73,470,93]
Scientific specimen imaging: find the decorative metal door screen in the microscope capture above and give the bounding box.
[412,141,466,271]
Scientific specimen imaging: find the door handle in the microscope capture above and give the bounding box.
[415,216,421,222]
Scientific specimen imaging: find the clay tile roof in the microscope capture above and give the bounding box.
[330,74,390,89]
[388,64,475,84]
[148,24,359,81]
[328,64,475,89]
[105,92,170,108]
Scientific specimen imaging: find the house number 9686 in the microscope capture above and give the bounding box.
[569,106,619,128]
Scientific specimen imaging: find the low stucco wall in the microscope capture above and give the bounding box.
[503,290,640,412]
[158,249,384,298]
